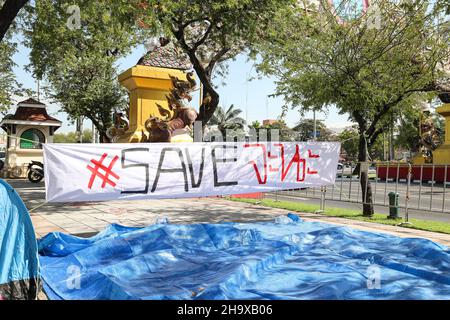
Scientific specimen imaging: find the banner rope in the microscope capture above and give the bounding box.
[3,133,45,146]
[28,200,48,213]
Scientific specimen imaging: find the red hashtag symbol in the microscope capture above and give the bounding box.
[87,153,120,189]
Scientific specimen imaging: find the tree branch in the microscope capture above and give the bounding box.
[172,24,216,96]
[366,84,436,139]
[206,47,230,77]
[172,23,220,124]
[0,0,28,42]
[192,20,214,51]
[368,127,385,147]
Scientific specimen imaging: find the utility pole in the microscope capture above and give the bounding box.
[313,109,317,141]
[91,122,96,143]
[245,72,249,123]
[76,117,83,143]
[245,66,254,124]
[389,115,394,160]
[199,82,203,110]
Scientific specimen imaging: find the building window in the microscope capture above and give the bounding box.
[20,129,45,149]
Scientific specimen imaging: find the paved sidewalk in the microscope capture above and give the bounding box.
[11,179,286,237]
[30,197,289,238]
[7,179,450,246]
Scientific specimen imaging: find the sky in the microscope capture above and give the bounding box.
[10,40,354,133]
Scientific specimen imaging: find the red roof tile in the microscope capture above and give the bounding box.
[18,98,45,106]
[7,105,61,123]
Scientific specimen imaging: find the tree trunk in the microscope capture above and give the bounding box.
[88,116,111,143]
[97,122,111,143]
[171,27,223,129]
[186,60,219,128]
[358,133,374,217]
[197,86,219,128]
[99,131,111,143]
[0,0,28,42]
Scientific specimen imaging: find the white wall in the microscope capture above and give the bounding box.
[6,125,51,178]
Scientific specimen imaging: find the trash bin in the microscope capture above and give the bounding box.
[388,192,399,219]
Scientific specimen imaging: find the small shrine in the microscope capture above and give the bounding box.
[0,98,61,178]
[414,103,450,165]
[378,90,450,182]
[413,92,450,165]
[108,38,198,143]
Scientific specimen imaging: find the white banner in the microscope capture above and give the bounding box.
[43,142,340,202]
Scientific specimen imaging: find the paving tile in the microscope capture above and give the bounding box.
[35,226,64,234]
[44,218,77,226]
[89,224,110,230]
[85,221,110,227]
[31,217,49,225]
[32,220,57,228]
[68,216,101,224]
[63,226,97,234]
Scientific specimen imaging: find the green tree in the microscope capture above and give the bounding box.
[256,0,450,216]
[25,0,147,142]
[338,127,359,162]
[53,129,93,143]
[0,38,19,112]
[0,0,32,112]
[43,57,127,143]
[339,126,386,162]
[261,120,297,142]
[395,107,422,153]
[209,104,246,140]
[247,119,296,142]
[370,133,387,161]
[250,120,261,129]
[293,119,334,141]
[137,0,295,127]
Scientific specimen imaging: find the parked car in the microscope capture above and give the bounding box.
[368,166,377,179]
[337,163,354,177]
[337,163,377,179]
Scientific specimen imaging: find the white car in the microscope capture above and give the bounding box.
[337,163,354,177]
[337,163,377,179]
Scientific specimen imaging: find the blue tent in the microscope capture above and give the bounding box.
[0,179,40,300]
[39,214,450,300]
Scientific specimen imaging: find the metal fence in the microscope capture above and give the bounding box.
[266,162,450,218]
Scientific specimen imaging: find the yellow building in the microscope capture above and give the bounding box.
[413,103,450,165]
[0,98,61,178]
[428,103,450,164]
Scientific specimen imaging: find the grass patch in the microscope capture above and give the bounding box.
[228,197,450,235]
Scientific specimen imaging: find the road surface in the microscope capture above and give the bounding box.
[272,177,450,223]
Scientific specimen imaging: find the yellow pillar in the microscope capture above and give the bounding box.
[117,65,188,143]
[431,103,450,164]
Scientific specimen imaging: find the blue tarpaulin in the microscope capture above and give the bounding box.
[39,214,450,300]
[0,179,40,299]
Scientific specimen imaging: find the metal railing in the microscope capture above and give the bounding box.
[267,161,450,218]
